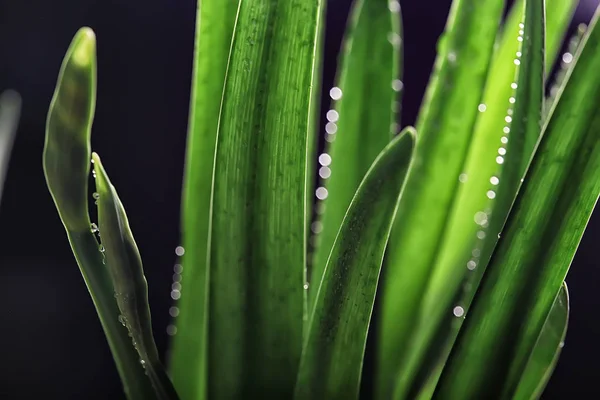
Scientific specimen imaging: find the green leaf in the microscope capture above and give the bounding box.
[376,0,506,397]
[0,90,21,207]
[514,283,569,400]
[92,153,179,400]
[399,0,575,396]
[168,1,240,399]
[309,0,402,309]
[434,6,600,397]
[295,128,415,400]
[43,28,157,400]
[206,0,323,398]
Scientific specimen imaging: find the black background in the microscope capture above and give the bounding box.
[0,0,599,398]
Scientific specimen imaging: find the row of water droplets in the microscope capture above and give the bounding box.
[451,22,527,319]
[307,1,404,290]
[167,246,185,336]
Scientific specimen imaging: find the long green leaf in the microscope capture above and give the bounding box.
[93,153,179,400]
[43,28,156,400]
[434,7,600,397]
[376,0,506,397]
[514,283,569,400]
[396,0,546,396]
[0,90,21,207]
[207,0,323,397]
[309,0,402,309]
[295,128,414,400]
[168,1,240,399]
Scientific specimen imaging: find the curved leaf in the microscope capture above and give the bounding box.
[295,128,414,400]
[43,28,156,400]
[93,153,179,400]
[309,0,402,308]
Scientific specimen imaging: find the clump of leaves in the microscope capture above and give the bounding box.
[41,0,600,399]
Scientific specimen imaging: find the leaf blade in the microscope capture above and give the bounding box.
[43,28,157,400]
[207,1,323,397]
[309,0,402,308]
[168,1,240,399]
[514,283,569,400]
[295,128,415,400]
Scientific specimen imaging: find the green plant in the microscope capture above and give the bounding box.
[41,0,600,399]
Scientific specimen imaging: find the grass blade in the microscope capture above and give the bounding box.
[514,283,569,400]
[93,153,179,400]
[168,1,240,399]
[434,6,600,397]
[309,0,402,308]
[207,0,323,397]
[0,90,21,207]
[376,0,506,397]
[43,28,156,400]
[295,128,415,400]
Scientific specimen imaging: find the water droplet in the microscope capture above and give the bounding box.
[505,116,512,123]
[325,134,336,143]
[167,325,177,336]
[498,148,507,156]
[175,246,185,256]
[91,158,95,164]
[329,87,343,101]
[169,306,179,317]
[501,136,509,144]
[518,30,524,36]
[458,173,468,183]
[559,341,565,348]
[171,290,181,300]
[93,192,100,200]
[99,245,105,253]
[303,283,309,290]
[511,83,518,90]
[118,315,127,326]
[467,260,477,270]
[388,0,401,13]
[503,127,510,134]
[487,190,496,199]
[174,264,183,274]
[509,97,516,104]
[447,51,457,64]
[496,156,505,164]
[319,166,331,179]
[387,32,402,48]
[472,248,481,257]
[562,52,573,64]
[316,187,328,200]
[477,231,486,239]
[453,306,465,317]
[326,110,339,122]
[478,104,487,112]
[516,51,522,58]
[514,59,521,66]
[490,176,500,185]
[474,212,488,226]
[517,36,523,42]
[519,23,525,29]
[140,359,146,366]
[325,122,338,134]
[311,221,323,234]
[318,153,332,167]
[172,282,182,291]
[90,223,99,233]
[392,79,404,92]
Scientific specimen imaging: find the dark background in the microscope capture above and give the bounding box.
[0,0,598,398]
